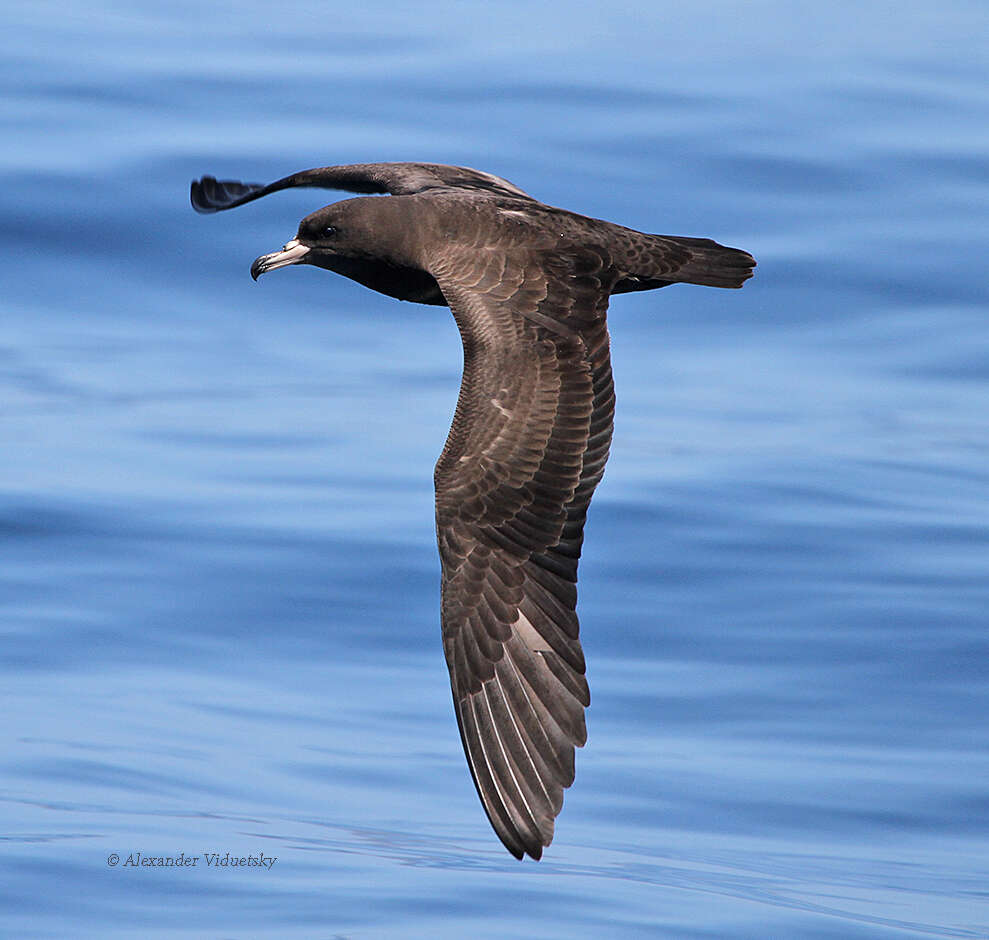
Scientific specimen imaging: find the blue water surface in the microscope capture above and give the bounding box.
[2,1,988,936]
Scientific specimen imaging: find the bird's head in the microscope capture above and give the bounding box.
[250,196,419,281]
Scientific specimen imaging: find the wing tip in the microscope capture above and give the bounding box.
[499,826,548,861]
[521,841,544,861]
[190,175,265,213]
[190,175,217,213]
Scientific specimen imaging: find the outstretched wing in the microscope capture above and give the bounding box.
[190,162,534,213]
[431,245,617,859]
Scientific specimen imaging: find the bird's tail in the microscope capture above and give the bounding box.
[658,235,756,289]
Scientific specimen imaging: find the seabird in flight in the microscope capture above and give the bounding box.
[191,162,755,859]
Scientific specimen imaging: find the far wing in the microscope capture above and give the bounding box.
[431,245,616,859]
[190,162,534,213]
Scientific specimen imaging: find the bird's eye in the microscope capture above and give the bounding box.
[323,225,337,237]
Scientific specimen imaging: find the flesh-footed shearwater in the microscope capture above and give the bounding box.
[190,162,755,859]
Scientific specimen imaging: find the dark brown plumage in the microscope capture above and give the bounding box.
[190,162,755,859]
